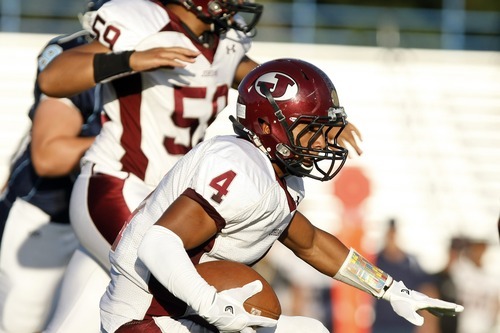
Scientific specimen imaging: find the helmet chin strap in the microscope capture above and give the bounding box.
[258,84,318,177]
[258,84,290,132]
[231,115,299,178]
[229,115,271,158]
[178,20,217,48]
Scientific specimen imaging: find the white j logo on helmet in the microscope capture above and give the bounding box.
[255,72,298,101]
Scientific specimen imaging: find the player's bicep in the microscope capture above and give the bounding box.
[279,211,316,255]
[31,98,83,165]
[154,195,217,250]
[233,56,259,88]
[32,98,83,140]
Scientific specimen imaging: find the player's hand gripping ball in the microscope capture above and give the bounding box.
[196,260,281,320]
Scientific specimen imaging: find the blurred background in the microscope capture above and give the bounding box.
[1,0,500,50]
[1,0,499,332]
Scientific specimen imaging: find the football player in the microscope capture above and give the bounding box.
[37,0,363,332]
[99,58,464,333]
[0,1,107,331]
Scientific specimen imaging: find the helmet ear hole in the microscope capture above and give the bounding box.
[258,119,271,134]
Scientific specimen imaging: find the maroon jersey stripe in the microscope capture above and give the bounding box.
[112,74,149,180]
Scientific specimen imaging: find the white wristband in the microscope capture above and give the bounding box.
[138,225,216,313]
[333,248,393,298]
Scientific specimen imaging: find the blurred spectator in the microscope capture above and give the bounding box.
[433,237,467,333]
[371,218,440,333]
[451,237,500,333]
[497,214,499,240]
[257,243,333,330]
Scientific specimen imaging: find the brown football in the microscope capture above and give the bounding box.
[195,260,281,320]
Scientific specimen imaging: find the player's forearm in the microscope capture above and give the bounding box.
[38,51,97,98]
[138,225,216,313]
[281,212,350,277]
[291,229,350,277]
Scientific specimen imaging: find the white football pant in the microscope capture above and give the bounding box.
[43,247,109,333]
[0,199,78,332]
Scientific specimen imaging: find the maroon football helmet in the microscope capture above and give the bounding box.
[232,58,348,181]
[172,0,263,34]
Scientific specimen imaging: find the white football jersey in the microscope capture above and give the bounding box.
[100,135,305,331]
[84,0,252,186]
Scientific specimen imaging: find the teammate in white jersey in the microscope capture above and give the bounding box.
[38,1,362,332]
[99,58,464,333]
[52,0,263,269]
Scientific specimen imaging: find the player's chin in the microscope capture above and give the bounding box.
[301,160,314,171]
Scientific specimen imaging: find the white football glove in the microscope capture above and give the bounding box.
[382,280,464,326]
[200,280,278,332]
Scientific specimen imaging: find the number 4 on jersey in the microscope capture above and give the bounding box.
[209,170,236,203]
